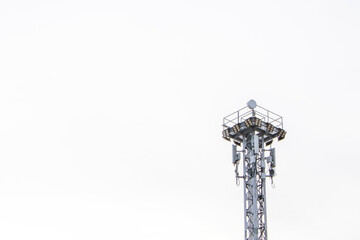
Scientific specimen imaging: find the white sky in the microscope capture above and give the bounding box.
[1,0,359,239]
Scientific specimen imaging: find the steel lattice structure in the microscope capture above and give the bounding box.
[222,100,286,240]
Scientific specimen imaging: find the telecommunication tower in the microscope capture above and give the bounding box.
[222,100,286,240]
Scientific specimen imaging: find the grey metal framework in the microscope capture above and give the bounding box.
[222,101,286,240]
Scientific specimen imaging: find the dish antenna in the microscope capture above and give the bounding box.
[247,99,257,109]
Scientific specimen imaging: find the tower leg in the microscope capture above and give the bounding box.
[242,133,268,240]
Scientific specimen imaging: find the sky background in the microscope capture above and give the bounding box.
[1,0,360,239]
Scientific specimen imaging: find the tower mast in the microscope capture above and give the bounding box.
[222,100,286,240]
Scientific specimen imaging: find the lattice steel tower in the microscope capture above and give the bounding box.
[222,100,286,240]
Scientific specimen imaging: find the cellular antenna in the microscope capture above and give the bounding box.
[222,100,286,240]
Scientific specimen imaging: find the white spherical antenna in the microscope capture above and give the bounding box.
[247,99,257,109]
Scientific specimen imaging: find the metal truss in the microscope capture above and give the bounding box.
[223,101,286,240]
[242,132,267,240]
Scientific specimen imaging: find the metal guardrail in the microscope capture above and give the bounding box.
[223,105,283,129]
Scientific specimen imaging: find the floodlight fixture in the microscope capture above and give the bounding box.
[254,117,262,127]
[244,118,252,127]
[244,117,262,128]
[233,124,241,133]
[222,128,230,138]
[278,129,286,141]
[234,141,241,146]
[265,140,273,146]
[266,123,274,132]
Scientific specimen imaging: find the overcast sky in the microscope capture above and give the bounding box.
[1,0,359,239]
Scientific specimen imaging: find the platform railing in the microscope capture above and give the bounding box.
[223,105,283,129]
